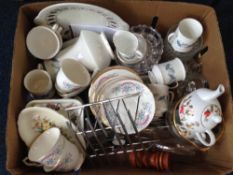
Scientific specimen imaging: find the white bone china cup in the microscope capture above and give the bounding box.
[149,58,186,85]
[55,59,91,93]
[56,30,114,72]
[24,66,53,98]
[113,30,145,60]
[148,83,174,117]
[26,24,63,59]
[42,60,60,81]
[28,127,85,172]
[168,18,203,53]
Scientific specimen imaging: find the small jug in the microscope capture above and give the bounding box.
[178,84,225,146]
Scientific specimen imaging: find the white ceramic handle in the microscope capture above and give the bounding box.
[167,32,175,43]
[195,130,216,147]
[168,81,179,89]
[168,91,175,104]
[23,157,42,167]
[135,50,144,59]
[148,71,157,84]
[37,63,44,70]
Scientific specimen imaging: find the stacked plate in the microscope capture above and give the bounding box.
[89,66,156,134]
[34,3,129,40]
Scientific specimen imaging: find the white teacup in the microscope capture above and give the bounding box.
[26,24,63,59]
[56,30,114,72]
[55,59,91,94]
[43,60,60,81]
[148,58,186,85]
[24,67,53,98]
[148,84,174,117]
[168,18,203,53]
[28,127,84,172]
[113,30,147,64]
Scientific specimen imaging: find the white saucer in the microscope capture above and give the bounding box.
[17,106,85,148]
[26,26,62,59]
[26,99,84,130]
[89,66,142,103]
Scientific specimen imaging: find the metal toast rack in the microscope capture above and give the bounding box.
[64,91,196,168]
[65,92,157,157]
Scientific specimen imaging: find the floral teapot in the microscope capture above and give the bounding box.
[178,84,225,146]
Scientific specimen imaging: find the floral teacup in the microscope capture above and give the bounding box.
[148,58,186,85]
[28,127,85,172]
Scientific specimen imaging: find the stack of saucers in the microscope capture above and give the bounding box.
[89,66,156,134]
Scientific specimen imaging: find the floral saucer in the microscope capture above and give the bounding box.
[89,66,142,103]
[26,98,84,129]
[17,107,86,148]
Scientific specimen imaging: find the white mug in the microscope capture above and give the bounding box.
[113,30,147,64]
[28,127,85,172]
[26,24,63,59]
[56,30,114,72]
[24,66,53,98]
[149,58,186,85]
[55,59,91,94]
[148,84,174,117]
[168,18,203,53]
[43,60,60,81]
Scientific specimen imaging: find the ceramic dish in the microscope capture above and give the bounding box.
[34,3,129,39]
[97,79,156,134]
[26,98,84,129]
[17,107,86,148]
[89,66,143,119]
[89,66,142,102]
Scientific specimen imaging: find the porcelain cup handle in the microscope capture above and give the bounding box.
[135,50,144,59]
[148,71,157,84]
[91,69,99,78]
[167,32,175,44]
[22,157,42,167]
[168,91,175,104]
[195,130,216,147]
[37,63,44,70]
[169,81,179,89]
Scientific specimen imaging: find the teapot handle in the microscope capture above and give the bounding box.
[195,130,216,147]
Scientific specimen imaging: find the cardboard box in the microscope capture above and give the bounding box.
[6,1,233,174]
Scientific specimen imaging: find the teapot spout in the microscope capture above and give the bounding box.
[197,84,225,101]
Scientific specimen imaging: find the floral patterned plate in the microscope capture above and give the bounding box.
[26,98,84,130]
[97,79,155,134]
[89,66,142,103]
[17,106,86,148]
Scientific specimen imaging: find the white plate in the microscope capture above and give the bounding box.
[34,3,129,39]
[17,106,85,148]
[26,98,84,130]
[89,66,142,103]
[98,79,155,134]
